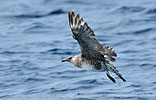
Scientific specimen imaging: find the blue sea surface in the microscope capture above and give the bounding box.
[0,0,156,100]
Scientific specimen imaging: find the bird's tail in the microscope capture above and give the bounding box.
[106,63,126,82]
[106,71,116,83]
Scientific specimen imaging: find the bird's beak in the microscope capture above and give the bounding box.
[61,58,69,62]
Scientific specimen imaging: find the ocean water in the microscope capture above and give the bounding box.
[0,0,156,100]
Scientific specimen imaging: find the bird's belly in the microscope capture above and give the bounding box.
[81,63,105,72]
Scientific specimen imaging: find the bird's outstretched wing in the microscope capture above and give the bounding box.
[68,11,117,61]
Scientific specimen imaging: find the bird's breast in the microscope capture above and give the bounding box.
[80,63,106,72]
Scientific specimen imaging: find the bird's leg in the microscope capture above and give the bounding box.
[72,34,76,39]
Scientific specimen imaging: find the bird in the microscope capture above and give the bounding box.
[62,11,126,83]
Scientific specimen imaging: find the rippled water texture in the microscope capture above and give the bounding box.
[0,0,156,100]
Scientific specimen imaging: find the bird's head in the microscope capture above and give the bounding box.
[62,55,81,67]
[61,55,75,62]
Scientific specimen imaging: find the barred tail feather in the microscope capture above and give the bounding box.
[104,46,117,62]
[106,72,116,83]
[106,63,126,82]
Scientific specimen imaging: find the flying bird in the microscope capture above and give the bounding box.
[62,11,126,83]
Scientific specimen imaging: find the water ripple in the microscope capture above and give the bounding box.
[133,28,154,34]
[117,6,145,13]
[146,8,156,14]
[13,9,65,18]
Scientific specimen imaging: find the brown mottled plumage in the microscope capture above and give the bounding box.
[62,11,126,83]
